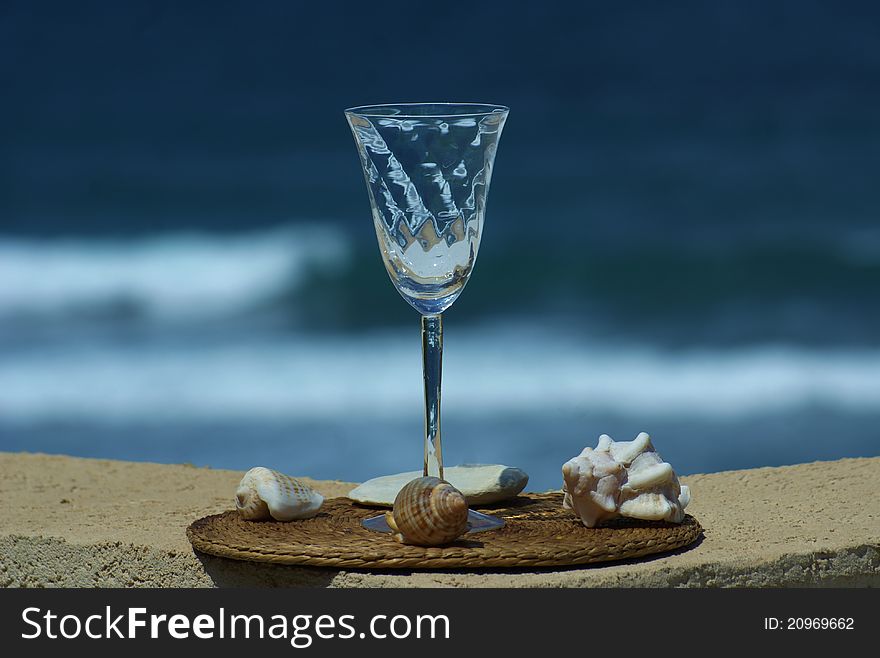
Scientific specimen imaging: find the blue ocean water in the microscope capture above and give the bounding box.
[1,2,878,490]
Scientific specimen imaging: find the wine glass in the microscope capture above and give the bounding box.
[345,102,509,535]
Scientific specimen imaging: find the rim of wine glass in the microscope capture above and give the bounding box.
[345,102,509,119]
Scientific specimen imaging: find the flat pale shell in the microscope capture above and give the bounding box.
[349,464,529,507]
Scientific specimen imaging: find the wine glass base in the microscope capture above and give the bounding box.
[362,509,504,535]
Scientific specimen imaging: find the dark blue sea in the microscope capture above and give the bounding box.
[1,1,878,490]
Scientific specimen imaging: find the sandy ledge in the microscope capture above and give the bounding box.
[0,452,877,587]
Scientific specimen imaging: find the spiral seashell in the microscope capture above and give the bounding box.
[386,476,469,546]
[235,466,324,521]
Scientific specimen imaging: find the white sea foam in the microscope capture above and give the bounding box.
[0,226,349,321]
[1,328,878,423]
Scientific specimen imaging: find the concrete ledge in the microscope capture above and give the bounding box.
[1,452,877,587]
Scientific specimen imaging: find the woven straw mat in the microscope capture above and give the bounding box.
[186,493,702,569]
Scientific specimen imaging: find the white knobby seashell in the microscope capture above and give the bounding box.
[235,467,324,521]
[386,476,469,546]
[595,434,613,452]
[623,452,674,491]
[618,440,687,523]
[608,431,653,466]
[618,492,679,521]
[562,433,690,527]
[561,447,626,528]
[678,484,691,509]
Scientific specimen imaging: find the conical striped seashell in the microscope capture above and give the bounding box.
[235,467,324,521]
[386,476,469,546]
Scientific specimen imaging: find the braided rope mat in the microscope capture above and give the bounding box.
[187,493,702,569]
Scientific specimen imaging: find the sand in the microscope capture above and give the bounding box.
[0,452,877,587]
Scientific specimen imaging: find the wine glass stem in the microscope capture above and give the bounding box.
[421,314,443,479]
